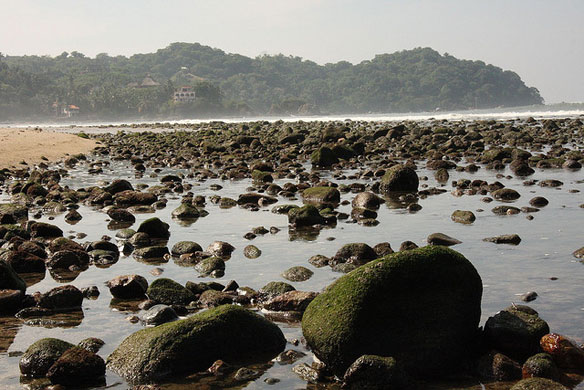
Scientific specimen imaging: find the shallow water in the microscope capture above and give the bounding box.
[1,132,584,389]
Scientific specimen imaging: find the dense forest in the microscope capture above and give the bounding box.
[0,43,543,121]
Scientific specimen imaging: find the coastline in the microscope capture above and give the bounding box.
[0,128,98,169]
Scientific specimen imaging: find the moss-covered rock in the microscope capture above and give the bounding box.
[107,305,286,383]
[195,256,225,275]
[311,147,339,167]
[146,278,196,305]
[260,281,296,299]
[281,266,314,282]
[137,217,170,239]
[0,203,29,221]
[171,241,203,256]
[171,203,200,220]
[379,164,419,193]
[302,186,341,206]
[20,338,74,377]
[288,205,327,228]
[302,246,482,378]
[522,353,560,381]
[509,377,568,390]
[251,170,274,183]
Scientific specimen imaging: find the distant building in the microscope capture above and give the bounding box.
[174,86,196,103]
[64,104,80,117]
[52,101,80,118]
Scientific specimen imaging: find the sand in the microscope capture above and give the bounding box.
[0,128,98,169]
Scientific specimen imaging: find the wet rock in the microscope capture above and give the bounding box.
[292,362,321,383]
[275,349,306,364]
[563,159,582,169]
[198,290,233,307]
[47,346,106,386]
[107,208,136,223]
[19,338,74,377]
[114,190,157,207]
[483,234,522,245]
[129,232,151,248]
[451,210,476,224]
[251,170,273,183]
[133,246,169,260]
[351,192,383,210]
[477,350,522,381]
[64,210,82,223]
[539,180,563,188]
[331,243,378,267]
[509,377,568,390]
[379,164,419,193]
[343,355,411,390]
[243,245,261,259]
[48,238,83,253]
[308,254,330,268]
[195,257,225,276]
[206,241,235,258]
[146,278,195,305]
[540,333,584,372]
[572,247,584,259]
[351,207,378,220]
[171,203,200,219]
[107,305,286,383]
[281,266,313,282]
[142,304,179,325]
[57,341,94,362]
[427,232,462,246]
[522,353,561,381]
[484,305,550,361]
[237,192,277,206]
[171,241,202,256]
[262,290,318,313]
[302,186,341,206]
[107,275,148,299]
[233,367,261,381]
[492,188,521,201]
[272,204,298,214]
[302,246,482,377]
[288,205,328,227]
[521,291,538,302]
[259,281,296,300]
[137,218,170,240]
[28,222,63,239]
[38,285,83,310]
[104,179,134,195]
[46,250,89,270]
[492,205,521,215]
[373,242,394,257]
[311,146,339,167]
[1,250,46,273]
[399,241,418,251]
[0,289,23,313]
[82,286,100,299]
[0,203,29,221]
[435,168,449,183]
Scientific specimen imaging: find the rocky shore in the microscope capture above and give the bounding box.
[1,116,584,389]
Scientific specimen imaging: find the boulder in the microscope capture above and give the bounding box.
[351,192,383,210]
[137,218,170,240]
[540,333,584,372]
[451,210,476,224]
[379,164,419,193]
[107,208,136,223]
[206,241,235,258]
[104,179,134,195]
[142,304,179,325]
[259,281,296,300]
[107,305,286,383]
[311,147,338,167]
[171,241,203,256]
[1,250,46,273]
[0,289,23,313]
[146,278,196,305]
[19,338,74,377]
[522,353,560,381]
[332,243,378,267]
[343,355,411,390]
[171,203,200,219]
[38,285,83,310]
[46,346,105,386]
[281,266,313,282]
[302,246,482,377]
[195,256,225,276]
[302,186,341,206]
[510,377,568,390]
[28,222,63,239]
[114,190,157,207]
[107,275,148,299]
[0,259,27,292]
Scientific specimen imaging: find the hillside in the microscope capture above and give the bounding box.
[0,43,543,120]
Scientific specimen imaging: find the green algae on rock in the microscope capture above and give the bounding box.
[379,164,419,193]
[107,305,286,384]
[301,246,482,378]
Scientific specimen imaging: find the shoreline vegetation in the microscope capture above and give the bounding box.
[0,43,545,122]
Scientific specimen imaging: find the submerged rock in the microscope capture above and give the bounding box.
[302,246,482,377]
[107,305,286,383]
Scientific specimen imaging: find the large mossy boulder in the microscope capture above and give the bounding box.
[288,205,327,227]
[302,246,482,378]
[302,186,341,206]
[311,147,339,167]
[107,305,286,383]
[510,377,568,390]
[379,164,419,193]
[137,217,170,240]
[20,338,74,377]
[146,278,196,305]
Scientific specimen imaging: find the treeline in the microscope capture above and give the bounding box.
[0,43,543,121]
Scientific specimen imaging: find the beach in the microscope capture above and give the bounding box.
[0,128,97,169]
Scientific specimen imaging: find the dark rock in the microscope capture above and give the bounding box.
[521,291,538,302]
[1,250,46,273]
[47,346,106,386]
[288,205,327,227]
[107,208,136,223]
[399,241,418,251]
[47,250,89,270]
[492,205,521,215]
[262,290,318,313]
[19,338,74,377]
[107,275,148,299]
[510,377,568,390]
[0,289,23,313]
[522,353,561,381]
[484,305,550,361]
[198,290,233,307]
[351,192,383,210]
[259,281,296,300]
[427,233,462,246]
[379,164,419,193]
[114,190,157,207]
[171,241,202,256]
[64,210,82,223]
[343,355,411,390]
[78,337,105,353]
[373,242,394,257]
[332,243,378,267]
[38,285,83,310]
[146,278,195,305]
[302,186,341,206]
[104,179,134,195]
[142,304,179,325]
[281,266,314,282]
[243,245,261,259]
[171,203,200,219]
[133,246,169,260]
[82,286,100,299]
[107,305,286,383]
[492,188,521,201]
[206,241,235,257]
[48,237,84,253]
[529,197,548,207]
[483,234,522,245]
[195,257,225,275]
[308,254,330,268]
[302,246,482,377]
[451,210,476,224]
[311,147,339,167]
[137,218,170,240]
[28,222,63,239]
[477,350,522,381]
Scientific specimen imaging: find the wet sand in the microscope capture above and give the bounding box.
[0,128,97,169]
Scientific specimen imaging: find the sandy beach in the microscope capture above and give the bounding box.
[0,128,98,169]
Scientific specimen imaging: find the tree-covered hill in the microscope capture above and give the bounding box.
[0,43,543,120]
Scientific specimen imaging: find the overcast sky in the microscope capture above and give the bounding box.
[1,0,582,103]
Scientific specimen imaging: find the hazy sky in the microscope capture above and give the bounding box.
[1,0,583,103]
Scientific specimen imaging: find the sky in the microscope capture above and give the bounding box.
[1,0,583,103]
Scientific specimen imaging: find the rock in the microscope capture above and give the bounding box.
[427,233,462,246]
[243,245,261,259]
[107,208,136,223]
[171,203,200,219]
[308,254,330,267]
[522,353,560,381]
[142,304,179,325]
[137,218,170,240]
[64,210,82,222]
[104,179,134,195]
[48,237,84,253]
[0,203,29,221]
[251,170,273,183]
[288,205,328,227]
[572,247,584,259]
[379,164,419,193]
[46,250,89,270]
[47,346,106,386]
[206,241,235,258]
[521,291,538,302]
[0,289,23,313]
[133,246,169,260]
[331,243,378,267]
[351,192,383,210]
[492,205,521,215]
[435,168,450,183]
[302,246,482,377]
[477,350,522,381]
[451,210,476,224]
[38,285,83,310]
[129,232,151,248]
[373,242,394,257]
[292,362,321,383]
[195,257,225,275]
[198,290,233,307]
[234,367,261,381]
[107,275,148,299]
[114,190,157,207]
[509,377,568,390]
[237,192,277,206]
[146,278,196,305]
[529,197,549,207]
[28,222,63,239]
[1,250,46,273]
[540,333,584,372]
[484,305,550,361]
[483,234,522,245]
[171,241,202,256]
[302,186,341,206]
[281,266,313,282]
[311,147,339,167]
[492,188,521,201]
[259,281,296,300]
[539,180,563,188]
[19,338,74,377]
[262,291,318,313]
[78,338,105,353]
[399,241,418,251]
[343,355,411,390]
[351,207,378,220]
[107,305,286,383]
